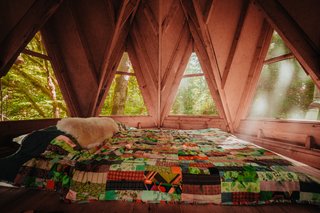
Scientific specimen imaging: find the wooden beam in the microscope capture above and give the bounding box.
[181,2,233,131]
[183,73,204,78]
[221,0,249,88]
[160,40,192,125]
[203,0,214,24]
[191,0,222,83]
[105,0,115,29]
[115,71,135,76]
[94,27,130,116]
[69,1,99,83]
[252,0,320,88]
[130,27,158,89]
[181,0,234,132]
[0,0,63,77]
[22,49,51,61]
[127,36,158,125]
[233,21,273,129]
[264,52,294,64]
[161,21,188,90]
[41,27,79,117]
[92,0,138,116]
[143,2,158,35]
[158,0,162,128]
[161,0,180,33]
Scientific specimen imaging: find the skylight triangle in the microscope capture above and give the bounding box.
[248,31,320,121]
[0,32,68,120]
[100,52,148,115]
[170,53,218,115]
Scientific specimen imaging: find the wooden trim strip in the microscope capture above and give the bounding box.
[221,0,249,88]
[115,71,135,76]
[22,49,51,61]
[264,52,294,64]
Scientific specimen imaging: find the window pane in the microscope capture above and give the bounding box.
[248,58,319,120]
[170,76,218,115]
[184,53,204,75]
[265,31,291,60]
[100,74,148,115]
[117,52,133,73]
[25,32,48,55]
[1,50,68,121]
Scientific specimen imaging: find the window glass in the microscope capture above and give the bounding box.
[248,58,319,120]
[0,32,68,121]
[170,53,218,116]
[100,53,148,115]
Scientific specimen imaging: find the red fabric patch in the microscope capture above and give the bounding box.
[46,180,55,190]
[107,171,145,181]
[232,192,260,203]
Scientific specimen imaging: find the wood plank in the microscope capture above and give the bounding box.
[127,37,158,125]
[161,21,188,90]
[69,0,99,83]
[237,134,320,169]
[160,40,192,125]
[0,0,63,77]
[161,0,180,33]
[257,129,311,146]
[264,52,294,64]
[22,49,51,60]
[180,0,233,131]
[93,0,138,116]
[203,0,214,24]
[232,21,273,129]
[130,26,158,91]
[41,27,80,116]
[143,2,158,35]
[221,0,249,88]
[252,0,320,88]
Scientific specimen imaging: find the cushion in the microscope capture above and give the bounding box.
[56,117,119,149]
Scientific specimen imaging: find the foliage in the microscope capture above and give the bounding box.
[248,31,316,120]
[0,32,68,120]
[100,53,148,116]
[170,53,218,115]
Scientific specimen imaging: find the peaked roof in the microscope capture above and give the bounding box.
[0,0,319,131]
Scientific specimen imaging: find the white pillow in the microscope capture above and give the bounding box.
[57,117,119,149]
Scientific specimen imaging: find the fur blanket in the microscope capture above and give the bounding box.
[56,117,119,149]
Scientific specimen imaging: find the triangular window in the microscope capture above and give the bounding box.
[248,31,320,120]
[170,53,218,115]
[100,52,148,115]
[0,32,68,121]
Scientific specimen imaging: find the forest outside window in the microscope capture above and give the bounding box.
[100,52,148,116]
[0,32,68,121]
[170,53,218,116]
[248,31,320,121]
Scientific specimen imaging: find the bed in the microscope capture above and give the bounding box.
[2,126,320,205]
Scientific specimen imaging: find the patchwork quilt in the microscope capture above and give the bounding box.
[13,128,320,205]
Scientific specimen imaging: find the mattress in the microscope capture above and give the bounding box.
[13,128,320,205]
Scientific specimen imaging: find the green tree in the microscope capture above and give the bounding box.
[0,32,68,120]
[100,52,148,116]
[170,53,218,115]
[249,31,315,120]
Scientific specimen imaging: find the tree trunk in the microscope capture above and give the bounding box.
[111,54,130,115]
[45,60,59,118]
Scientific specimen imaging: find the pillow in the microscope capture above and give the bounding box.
[56,117,119,149]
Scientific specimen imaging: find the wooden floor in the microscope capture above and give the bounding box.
[0,186,319,213]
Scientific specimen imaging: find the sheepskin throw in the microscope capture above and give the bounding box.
[57,117,119,149]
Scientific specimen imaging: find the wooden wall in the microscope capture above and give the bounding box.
[237,119,320,168]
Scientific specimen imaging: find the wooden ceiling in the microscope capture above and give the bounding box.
[0,0,319,131]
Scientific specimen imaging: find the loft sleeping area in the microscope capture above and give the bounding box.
[0,0,319,212]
